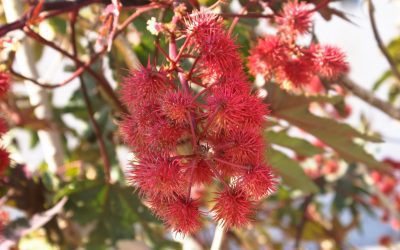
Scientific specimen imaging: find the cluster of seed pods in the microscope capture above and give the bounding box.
[119,9,277,234]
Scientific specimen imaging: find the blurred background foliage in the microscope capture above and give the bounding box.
[0,0,400,249]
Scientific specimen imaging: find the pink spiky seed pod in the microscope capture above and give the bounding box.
[237,163,277,199]
[120,65,174,110]
[160,91,195,125]
[248,35,287,78]
[128,158,187,198]
[182,159,215,185]
[164,198,202,234]
[205,87,268,134]
[214,129,265,166]
[276,0,313,37]
[212,187,254,228]
[312,44,349,79]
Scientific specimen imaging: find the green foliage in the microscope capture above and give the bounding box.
[266,147,319,193]
[265,83,387,171]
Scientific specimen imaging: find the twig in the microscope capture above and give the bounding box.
[210,220,226,250]
[0,0,151,37]
[367,0,400,82]
[10,51,104,89]
[24,26,126,113]
[220,13,273,19]
[338,76,400,120]
[70,12,111,183]
[294,195,314,250]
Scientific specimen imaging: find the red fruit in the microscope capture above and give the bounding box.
[0,72,10,98]
[379,235,392,246]
[183,159,214,185]
[313,45,349,79]
[381,210,389,222]
[120,65,173,110]
[248,35,287,78]
[214,129,264,166]
[323,160,339,175]
[238,163,277,199]
[304,76,325,94]
[0,118,7,136]
[370,171,382,183]
[161,91,194,125]
[212,187,254,228]
[185,10,241,75]
[295,154,307,162]
[276,56,314,88]
[185,10,223,42]
[390,219,400,231]
[164,198,202,234]
[205,87,267,134]
[379,176,396,194]
[0,210,9,238]
[128,158,187,198]
[276,0,313,36]
[0,147,10,175]
[370,195,380,206]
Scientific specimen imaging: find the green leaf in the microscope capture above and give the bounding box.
[266,147,319,193]
[388,84,400,104]
[265,83,387,171]
[265,130,323,157]
[373,70,392,91]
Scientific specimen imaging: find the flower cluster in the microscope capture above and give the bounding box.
[0,72,10,175]
[248,1,349,90]
[120,10,277,234]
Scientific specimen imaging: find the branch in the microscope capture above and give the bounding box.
[220,13,273,19]
[24,26,127,113]
[0,0,150,37]
[210,221,226,250]
[294,195,314,250]
[10,50,104,89]
[367,0,400,82]
[338,76,400,120]
[70,12,111,183]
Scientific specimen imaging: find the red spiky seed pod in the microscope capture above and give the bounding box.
[164,198,202,234]
[120,65,173,110]
[0,72,10,98]
[238,164,277,199]
[0,147,10,175]
[248,35,287,78]
[129,158,187,198]
[212,187,254,228]
[313,45,349,79]
[160,91,194,125]
[0,118,7,136]
[276,0,313,37]
[205,87,267,134]
[182,159,214,185]
[214,129,265,166]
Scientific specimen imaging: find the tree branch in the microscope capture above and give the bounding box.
[0,0,150,37]
[294,195,314,250]
[70,12,112,183]
[338,76,400,120]
[24,26,127,113]
[367,0,400,82]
